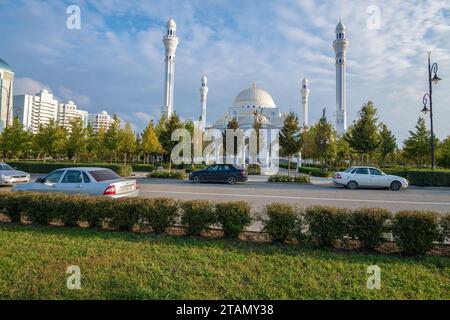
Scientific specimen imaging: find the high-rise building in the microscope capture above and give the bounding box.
[13,89,58,134]
[87,111,113,132]
[301,77,310,127]
[199,75,208,130]
[163,17,179,118]
[333,20,349,134]
[57,101,88,131]
[0,58,14,131]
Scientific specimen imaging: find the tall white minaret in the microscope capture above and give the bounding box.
[301,77,310,127]
[199,75,208,130]
[333,20,349,134]
[163,17,179,119]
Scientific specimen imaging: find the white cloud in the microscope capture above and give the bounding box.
[13,77,50,95]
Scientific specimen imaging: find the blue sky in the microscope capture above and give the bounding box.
[1,0,450,142]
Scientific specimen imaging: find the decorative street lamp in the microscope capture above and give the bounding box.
[421,51,441,171]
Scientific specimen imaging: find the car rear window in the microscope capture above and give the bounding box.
[89,170,120,182]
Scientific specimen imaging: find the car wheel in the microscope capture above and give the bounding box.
[193,176,201,184]
[347,181,358,190]
[227,176,237,185]
[390,181,402,191]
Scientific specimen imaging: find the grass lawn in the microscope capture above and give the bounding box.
[0,224,449,300]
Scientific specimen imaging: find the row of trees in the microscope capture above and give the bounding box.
[1,101,449,170]
[0,113,187,165]
[279,101,450,170]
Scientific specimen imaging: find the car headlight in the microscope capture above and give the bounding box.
[1,175,11,179]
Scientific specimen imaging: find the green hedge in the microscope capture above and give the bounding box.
[393,211,441,255]
[6,161,132,177]
[268,174,310,183]
[216,202,252,238]
[263,203,299,242]
[382,168,450,187]
[298,167,333,177]
[1,193,449,256]
[131,164,157,172]
[148,170,187,180]
[247,164,261,175]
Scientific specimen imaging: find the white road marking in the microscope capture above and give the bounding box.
[140,190,450,206]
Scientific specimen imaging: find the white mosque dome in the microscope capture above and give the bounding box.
[232,82,276,109]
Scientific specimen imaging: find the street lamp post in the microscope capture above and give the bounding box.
[1,85,11,160]
[421,51,441,171]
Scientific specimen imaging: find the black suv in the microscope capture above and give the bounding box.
[189,164,248,184]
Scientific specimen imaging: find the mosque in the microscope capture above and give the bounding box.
[161,17,349,134]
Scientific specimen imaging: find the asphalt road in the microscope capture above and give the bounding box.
[137,177,450,214]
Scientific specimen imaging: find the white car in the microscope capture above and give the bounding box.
[332,166,409,191]
[12,167,139,198]
[0,163,30,186]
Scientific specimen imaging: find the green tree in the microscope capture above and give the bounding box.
[0,117,30,160]
[345,101,380,164]
[378,123,397,167]
[66,118,86,163]
[85,124,98,162]
[336,136,351,168]
[313,109,336,168]
[105,115,122,163]
[157,113,184,167]
[142,121,163,164]
[119,122,137,165]
[437,136,450,168]
[32,120,67,162]
[403,117,436,168]
[280,112,302,175]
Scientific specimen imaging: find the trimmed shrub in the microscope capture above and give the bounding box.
[263,203,298,242]
[268,174,310,183]
[107,198,140,231]
[181,200,216,235]
[20,193,58,225]
[79,196,109,228]
[216,202,252,238]
[383,168,450,187]
[304,206,348,247]
[348,208,392,250]
[298,167,333,177]
[247,164,261,175]
[148,170,187,180]
[139,198,179,233]
[6,161,132,177]
[393,211,441,255]
[53,194,83,227]
[0,193,22,222]
[131,164,157,172]
[441,214,450,242]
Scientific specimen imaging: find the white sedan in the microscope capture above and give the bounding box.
[0,163,30,186]
[332,166,409,191]
[12,167,139,198]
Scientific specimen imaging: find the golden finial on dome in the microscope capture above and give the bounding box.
[252,80,256,89]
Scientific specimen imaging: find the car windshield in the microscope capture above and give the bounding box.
[344,167,354,173]
[0,164,13,170]
[89,170,120,182]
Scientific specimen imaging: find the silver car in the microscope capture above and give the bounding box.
[0,163,30,186]
[12,167,139,198]
[332,166,409,191]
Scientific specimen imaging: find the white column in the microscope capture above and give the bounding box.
[163,18,179,119]
[333,21,349,134]
[200,75,208,130]
[301,77,310,127]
